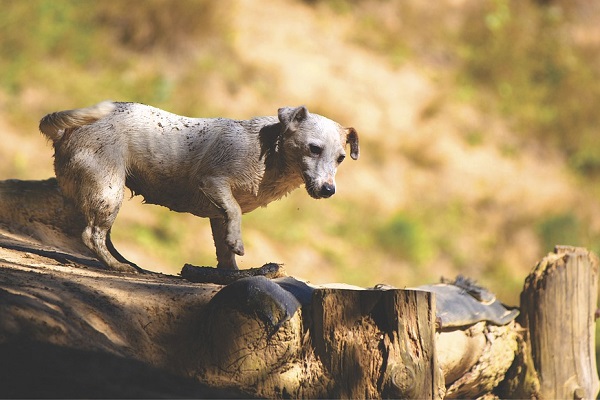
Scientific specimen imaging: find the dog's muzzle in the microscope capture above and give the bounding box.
[303,172,336,199]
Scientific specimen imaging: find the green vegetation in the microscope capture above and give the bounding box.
[377,212,434,265]
[458,0,600,177]
[536,213,583,252]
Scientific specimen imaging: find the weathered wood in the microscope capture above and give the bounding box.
[0,178,89,255]
[497,325,541,398]
[311,288,444,399]
[518,245,599,399]
[443,321,518,398]
[0,254,226,398]
[197,275,325,398]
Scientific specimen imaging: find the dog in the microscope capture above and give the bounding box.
[39,102,359,272]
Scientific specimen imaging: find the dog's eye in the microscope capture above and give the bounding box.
[337,154,346,164]
[309,144,323,156]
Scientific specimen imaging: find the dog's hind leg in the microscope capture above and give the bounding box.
[75,173,138,273]
[210,218,238,269]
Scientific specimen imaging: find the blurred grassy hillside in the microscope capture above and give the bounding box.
[1,0,600,307]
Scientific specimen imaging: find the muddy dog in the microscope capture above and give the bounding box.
[39,102,359,272]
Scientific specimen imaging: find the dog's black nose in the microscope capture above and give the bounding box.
[320,183,335,198]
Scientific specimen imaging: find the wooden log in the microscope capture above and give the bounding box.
[518,245,599,399]
[198,276,322,398]
[310,288,444,399]
[0,249,445,399]
[0,178,90,256]
[0,256,228,398]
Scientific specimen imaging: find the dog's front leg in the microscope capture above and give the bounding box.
[210,218,238,269]
[200,178,245,269]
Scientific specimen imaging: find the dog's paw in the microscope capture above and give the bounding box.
[227,237,245,256]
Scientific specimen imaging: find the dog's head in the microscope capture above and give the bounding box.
[277,106,359,199]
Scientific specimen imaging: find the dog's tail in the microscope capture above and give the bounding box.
[39,101,116,141]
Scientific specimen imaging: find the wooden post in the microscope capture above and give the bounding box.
[311,288,443,399]
[519,246,599,399]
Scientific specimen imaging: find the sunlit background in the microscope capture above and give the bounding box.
[2,0,600,311]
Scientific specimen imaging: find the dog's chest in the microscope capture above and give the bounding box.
[234,172,304,213]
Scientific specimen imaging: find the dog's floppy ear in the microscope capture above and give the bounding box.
[278,106,308,133]
[346,127,359,160]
